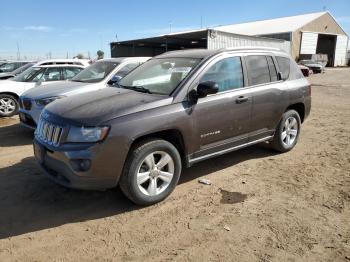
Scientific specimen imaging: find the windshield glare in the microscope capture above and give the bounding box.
[71,61,119,83]
[12,67,41,82]
[119,58,201,95]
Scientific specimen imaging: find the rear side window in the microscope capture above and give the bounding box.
[266,56,278,82]
[200,57,244,92]
[245,56,270,86]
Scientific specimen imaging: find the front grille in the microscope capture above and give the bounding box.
[35,118,63,146]
[22,98,32,110]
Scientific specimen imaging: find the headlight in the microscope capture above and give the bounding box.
[35,96,65,107]
[66,126,110,143]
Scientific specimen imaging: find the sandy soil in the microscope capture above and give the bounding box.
[0,68,349,262]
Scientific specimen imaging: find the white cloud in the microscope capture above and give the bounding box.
[24,26,53,32]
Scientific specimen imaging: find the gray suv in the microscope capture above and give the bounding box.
[33,48,311,206]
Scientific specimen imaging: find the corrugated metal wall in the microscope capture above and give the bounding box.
[207,30,291,54]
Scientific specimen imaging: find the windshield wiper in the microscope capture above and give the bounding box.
[118,84,152,94]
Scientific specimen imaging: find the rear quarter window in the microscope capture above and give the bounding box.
[276,56,304,80]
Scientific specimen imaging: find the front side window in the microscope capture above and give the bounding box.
[246,55,271,86]
[41,67,61,81]
[119,58,201,95]
[71,61,120,83]
[200,57,244,92]
[63,67,83,80]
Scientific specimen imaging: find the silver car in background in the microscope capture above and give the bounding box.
[19,57,150,128]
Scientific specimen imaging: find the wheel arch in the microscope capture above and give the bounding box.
[286,103,305,123]
[0,92,20,100]
[129,129,187,163]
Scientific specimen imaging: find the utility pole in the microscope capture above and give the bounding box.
[200,16,203,29]
[16,42,20,60]
[169,21,172,33]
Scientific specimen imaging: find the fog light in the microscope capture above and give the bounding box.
[70,159,91,172]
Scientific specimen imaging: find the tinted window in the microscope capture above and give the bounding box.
[40,68,61,82]
[266,56,278,82]
[0,62,17,72]
[276,56,290,80]
[246,56,270,86]
[200,57,244,92]
[63,67,83,80]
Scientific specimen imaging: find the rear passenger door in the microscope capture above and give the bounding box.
[191,55,253,159]
[244,55,288,142]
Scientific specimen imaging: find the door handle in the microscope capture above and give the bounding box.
[235,96,249,104]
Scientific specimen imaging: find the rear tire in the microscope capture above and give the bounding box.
[0,94,19,117]
[271,110,301,152]
[119,139,182,206]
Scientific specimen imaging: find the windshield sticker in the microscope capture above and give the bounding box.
[168,67,192,73]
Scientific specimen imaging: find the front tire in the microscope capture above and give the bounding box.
[0,94,19,117]
[271,110,301,152]
[119,139,182,206]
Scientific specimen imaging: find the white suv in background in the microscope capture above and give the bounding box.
[19,57,150,128]
[0,59,88,117]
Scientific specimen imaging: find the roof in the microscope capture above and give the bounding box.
[214,12,328,35]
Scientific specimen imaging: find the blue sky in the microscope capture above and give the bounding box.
[0,0,349,59]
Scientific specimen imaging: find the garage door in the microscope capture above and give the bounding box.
[300,32,318,54]
[334,35,348,66]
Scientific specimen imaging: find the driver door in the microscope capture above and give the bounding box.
[190,55,252,159]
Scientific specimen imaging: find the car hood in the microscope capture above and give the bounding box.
[21,81,96,99]
[45,87,172,126]
[0,73,13,78]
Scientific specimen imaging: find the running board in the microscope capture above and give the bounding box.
[188,136,273,165]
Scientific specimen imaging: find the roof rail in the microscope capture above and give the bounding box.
[221,46,283,52]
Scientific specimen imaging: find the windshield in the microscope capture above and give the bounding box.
[12,67,42,82]
[71,61,119,83]
[119,58,201,95]
[0,62,17,73]
[11,63,34,75]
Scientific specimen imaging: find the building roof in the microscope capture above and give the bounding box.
[214,12,328,35]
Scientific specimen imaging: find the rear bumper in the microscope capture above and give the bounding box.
[34,139,119,190]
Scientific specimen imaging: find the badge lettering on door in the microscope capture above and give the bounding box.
[200,130,221,139]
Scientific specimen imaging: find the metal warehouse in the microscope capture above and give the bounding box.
[110,11,348,67]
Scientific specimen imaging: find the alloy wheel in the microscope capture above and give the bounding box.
[136,151,175,196]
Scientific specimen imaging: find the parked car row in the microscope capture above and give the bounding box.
[1,48,311,206]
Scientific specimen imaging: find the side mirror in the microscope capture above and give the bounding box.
[35,80,42,86]
[108,75,122,85]
[197,81,219,98]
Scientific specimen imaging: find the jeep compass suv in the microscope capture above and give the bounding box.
[33,48,311,206]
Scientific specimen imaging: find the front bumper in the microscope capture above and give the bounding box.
[33,139,119,190]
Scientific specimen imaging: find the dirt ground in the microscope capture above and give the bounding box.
[0,68,349,262]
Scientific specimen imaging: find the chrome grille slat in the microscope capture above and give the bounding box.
[35,117,63,147]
